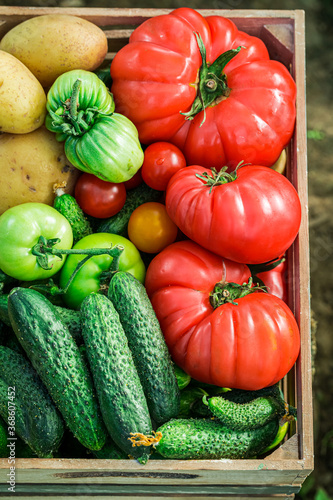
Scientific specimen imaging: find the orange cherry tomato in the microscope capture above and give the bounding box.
[127,202,178,253]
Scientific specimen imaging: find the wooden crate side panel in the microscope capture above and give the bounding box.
[292,10,314,470]
[0,456,311,487]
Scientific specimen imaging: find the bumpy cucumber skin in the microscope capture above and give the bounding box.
[0,346,64,458]
[97,183,162,237]
[80,293,152,464]
[222,384,282,404]
[0,293,82,344]
[207,395,285,431]
[155,418,279,460]
[54,193,92,244]
[7,288,107,452]
[108,271,180,424]
[0,295,10,327]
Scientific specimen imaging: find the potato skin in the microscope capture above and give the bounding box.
[0,14,108,88]
[0,50,46,134]
[0,127,80,215]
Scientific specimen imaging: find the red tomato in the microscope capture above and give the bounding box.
[111,8,296,170]
[75,173,126,219]
[145,240,300,390]
[141,142,186,191]
[128,202,178,253]
[165,165,302,265]
[124,169,143,190]
[253,259,288,302]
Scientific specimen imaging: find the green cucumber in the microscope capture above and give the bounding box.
[0,346,64,458]
[53,189,92,244]
[7,287,107,452]
[108,271,180,424]
[97,182,162,237]
[80,292,152,464]
[0,416,7,458]
[0,293,82,343]
[148,418,279,460]
[206,395,287,431]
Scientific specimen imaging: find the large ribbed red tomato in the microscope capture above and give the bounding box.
[110,7,296,170]
[145,240,300,390]
[165,164,302,264]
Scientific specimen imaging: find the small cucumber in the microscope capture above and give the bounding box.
[0,346,64,458]
[53,189,92,244]
[206,395,287,431]
[80,293,152,464]
[7,287,107,452]
[97,182,162,237]
[108,271,180,424]
[132,418,279,460]
[222,384,283,404]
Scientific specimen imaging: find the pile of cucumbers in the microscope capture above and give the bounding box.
[0,191,296,463]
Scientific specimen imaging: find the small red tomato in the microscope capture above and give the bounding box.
[141,142,186,191]
[124,169,143,190]
[74,173,126,219]
[128,202,178,253]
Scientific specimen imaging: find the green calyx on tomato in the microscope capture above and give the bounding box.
[195,164,243,192]
[209,277,267,309]
[59,233,146,310]
[181,33,242,122]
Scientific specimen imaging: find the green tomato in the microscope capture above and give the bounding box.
[45,70,143,183]
[0,203,73,281]
[64,113,144,183]
[45,69,115,140]
[59,233,146,310]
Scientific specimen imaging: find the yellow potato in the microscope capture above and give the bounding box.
[0,50,46,134]
[0,126,80,215]
[0,14,108,88]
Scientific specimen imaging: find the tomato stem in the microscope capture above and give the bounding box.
[180,32,242,124]
[209,277,267,309]
[32,235,124,270]
[29,243,124,297]
[47,80,113,137]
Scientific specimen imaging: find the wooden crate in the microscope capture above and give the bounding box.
[0,7,313,499]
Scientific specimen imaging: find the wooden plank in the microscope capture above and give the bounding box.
[292,10,314,472]
[0,482,301,496]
